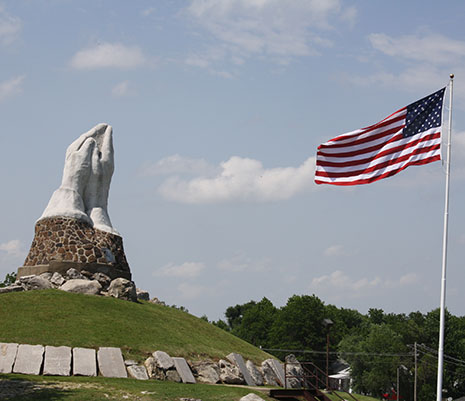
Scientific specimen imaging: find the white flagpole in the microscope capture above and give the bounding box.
[436,73,454,401]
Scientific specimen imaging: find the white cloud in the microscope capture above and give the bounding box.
[112,81,130,97]
[218,253,269,272]
[0,75,24,102]
[70,43,146,70]
[348,33,465,102]
[0,6,21,45]
[0,240,23,257]
[448,130,465,179]
[369,33,465,65]
[311,270,381,293]
[185,0,355,66]
[177,282,208,299]
[153,262,206,278]
[346,65,447,93]
[399,273,418,286]
[310,270,418,297]
[142,7,156,17]
[185,49,237,77]
[0,240,26,276]
[323,245,345,257]
[158,156,317,203]
[451,130,465,156]
[142,154,216,176]
[185,54,211,68]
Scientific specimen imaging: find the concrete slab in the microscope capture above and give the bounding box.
[127,364,149,380]
[153,350,174,370]
[43,346,71,376]
[173,357,196,384]
[12,344,44,375]
[226,353,256,386]
[269,359,285,386]
[0,343,18,373]
[97,347,127,378]
[73,347,97,376]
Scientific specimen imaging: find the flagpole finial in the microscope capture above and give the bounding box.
[450,73,454,79]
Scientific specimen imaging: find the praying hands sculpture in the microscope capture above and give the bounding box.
[40,123,119,235]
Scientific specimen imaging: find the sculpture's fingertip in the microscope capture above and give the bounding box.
[79,137,96,153]
[95,123,108,130]
[105,124,113,135]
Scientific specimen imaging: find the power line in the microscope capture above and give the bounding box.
[415,344,465,366]
[260,347,412,357]
[416,350,465,369]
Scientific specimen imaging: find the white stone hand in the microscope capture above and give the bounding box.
[83,124,118,235]
[40,136,96,223]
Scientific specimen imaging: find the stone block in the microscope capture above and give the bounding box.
[173,357,196,384]
[43,345,71,376]
[219,359,244,384]
[108,278,137,301]
[261,359,279,386]
[0,285,24,294]
[18,275,52,291]
[39,272,53,280]
[226,352,256,386]
[59,279,102,295]
[66,268,85,279]
[240,394,266,401]
[153,350,174,370]
[246,360,264,386]
[50,272,65,286]
[0,343,18,373]
[97,347,127,378]
[73,347,97,376]
[190,360,220,384]
[268,359,285,386]
[166,369,182,382]
[136,288,150,301]
[13,344,44,375]
[127,364,149,380]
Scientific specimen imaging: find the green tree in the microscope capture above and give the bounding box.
[325,304,367,344]
[339,324,408,398]
[212,319,230,331]
[368,308,385,325]
[233,297,277,348]
[269,294,326,365]
[225,301,257,330]
[0,272,16,288]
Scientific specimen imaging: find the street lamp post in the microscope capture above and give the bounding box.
[397,365,408,401]
[322,318,334,390]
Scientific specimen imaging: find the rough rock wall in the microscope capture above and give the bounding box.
[20,217,130,279]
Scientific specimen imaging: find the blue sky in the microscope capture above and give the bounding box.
[2,0,465,321]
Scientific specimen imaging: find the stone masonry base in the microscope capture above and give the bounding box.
[19,216,131,280]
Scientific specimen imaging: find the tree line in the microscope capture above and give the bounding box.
[206,294,465,401]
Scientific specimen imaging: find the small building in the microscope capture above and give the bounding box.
[329,366,352,393]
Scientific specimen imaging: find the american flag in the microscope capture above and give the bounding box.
[315,88,446,186]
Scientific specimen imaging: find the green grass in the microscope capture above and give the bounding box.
[0,289,271,363]
[0,374,274,401]
[328,391,381,401]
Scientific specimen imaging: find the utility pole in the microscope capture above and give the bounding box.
[322,318,333,390]
[414,342,418,401]
[397,367,400,401]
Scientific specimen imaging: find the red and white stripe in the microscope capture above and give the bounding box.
[314,107,442,186]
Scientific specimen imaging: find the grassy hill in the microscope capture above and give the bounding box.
[0,289,271,363]
[0,290,383,401]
